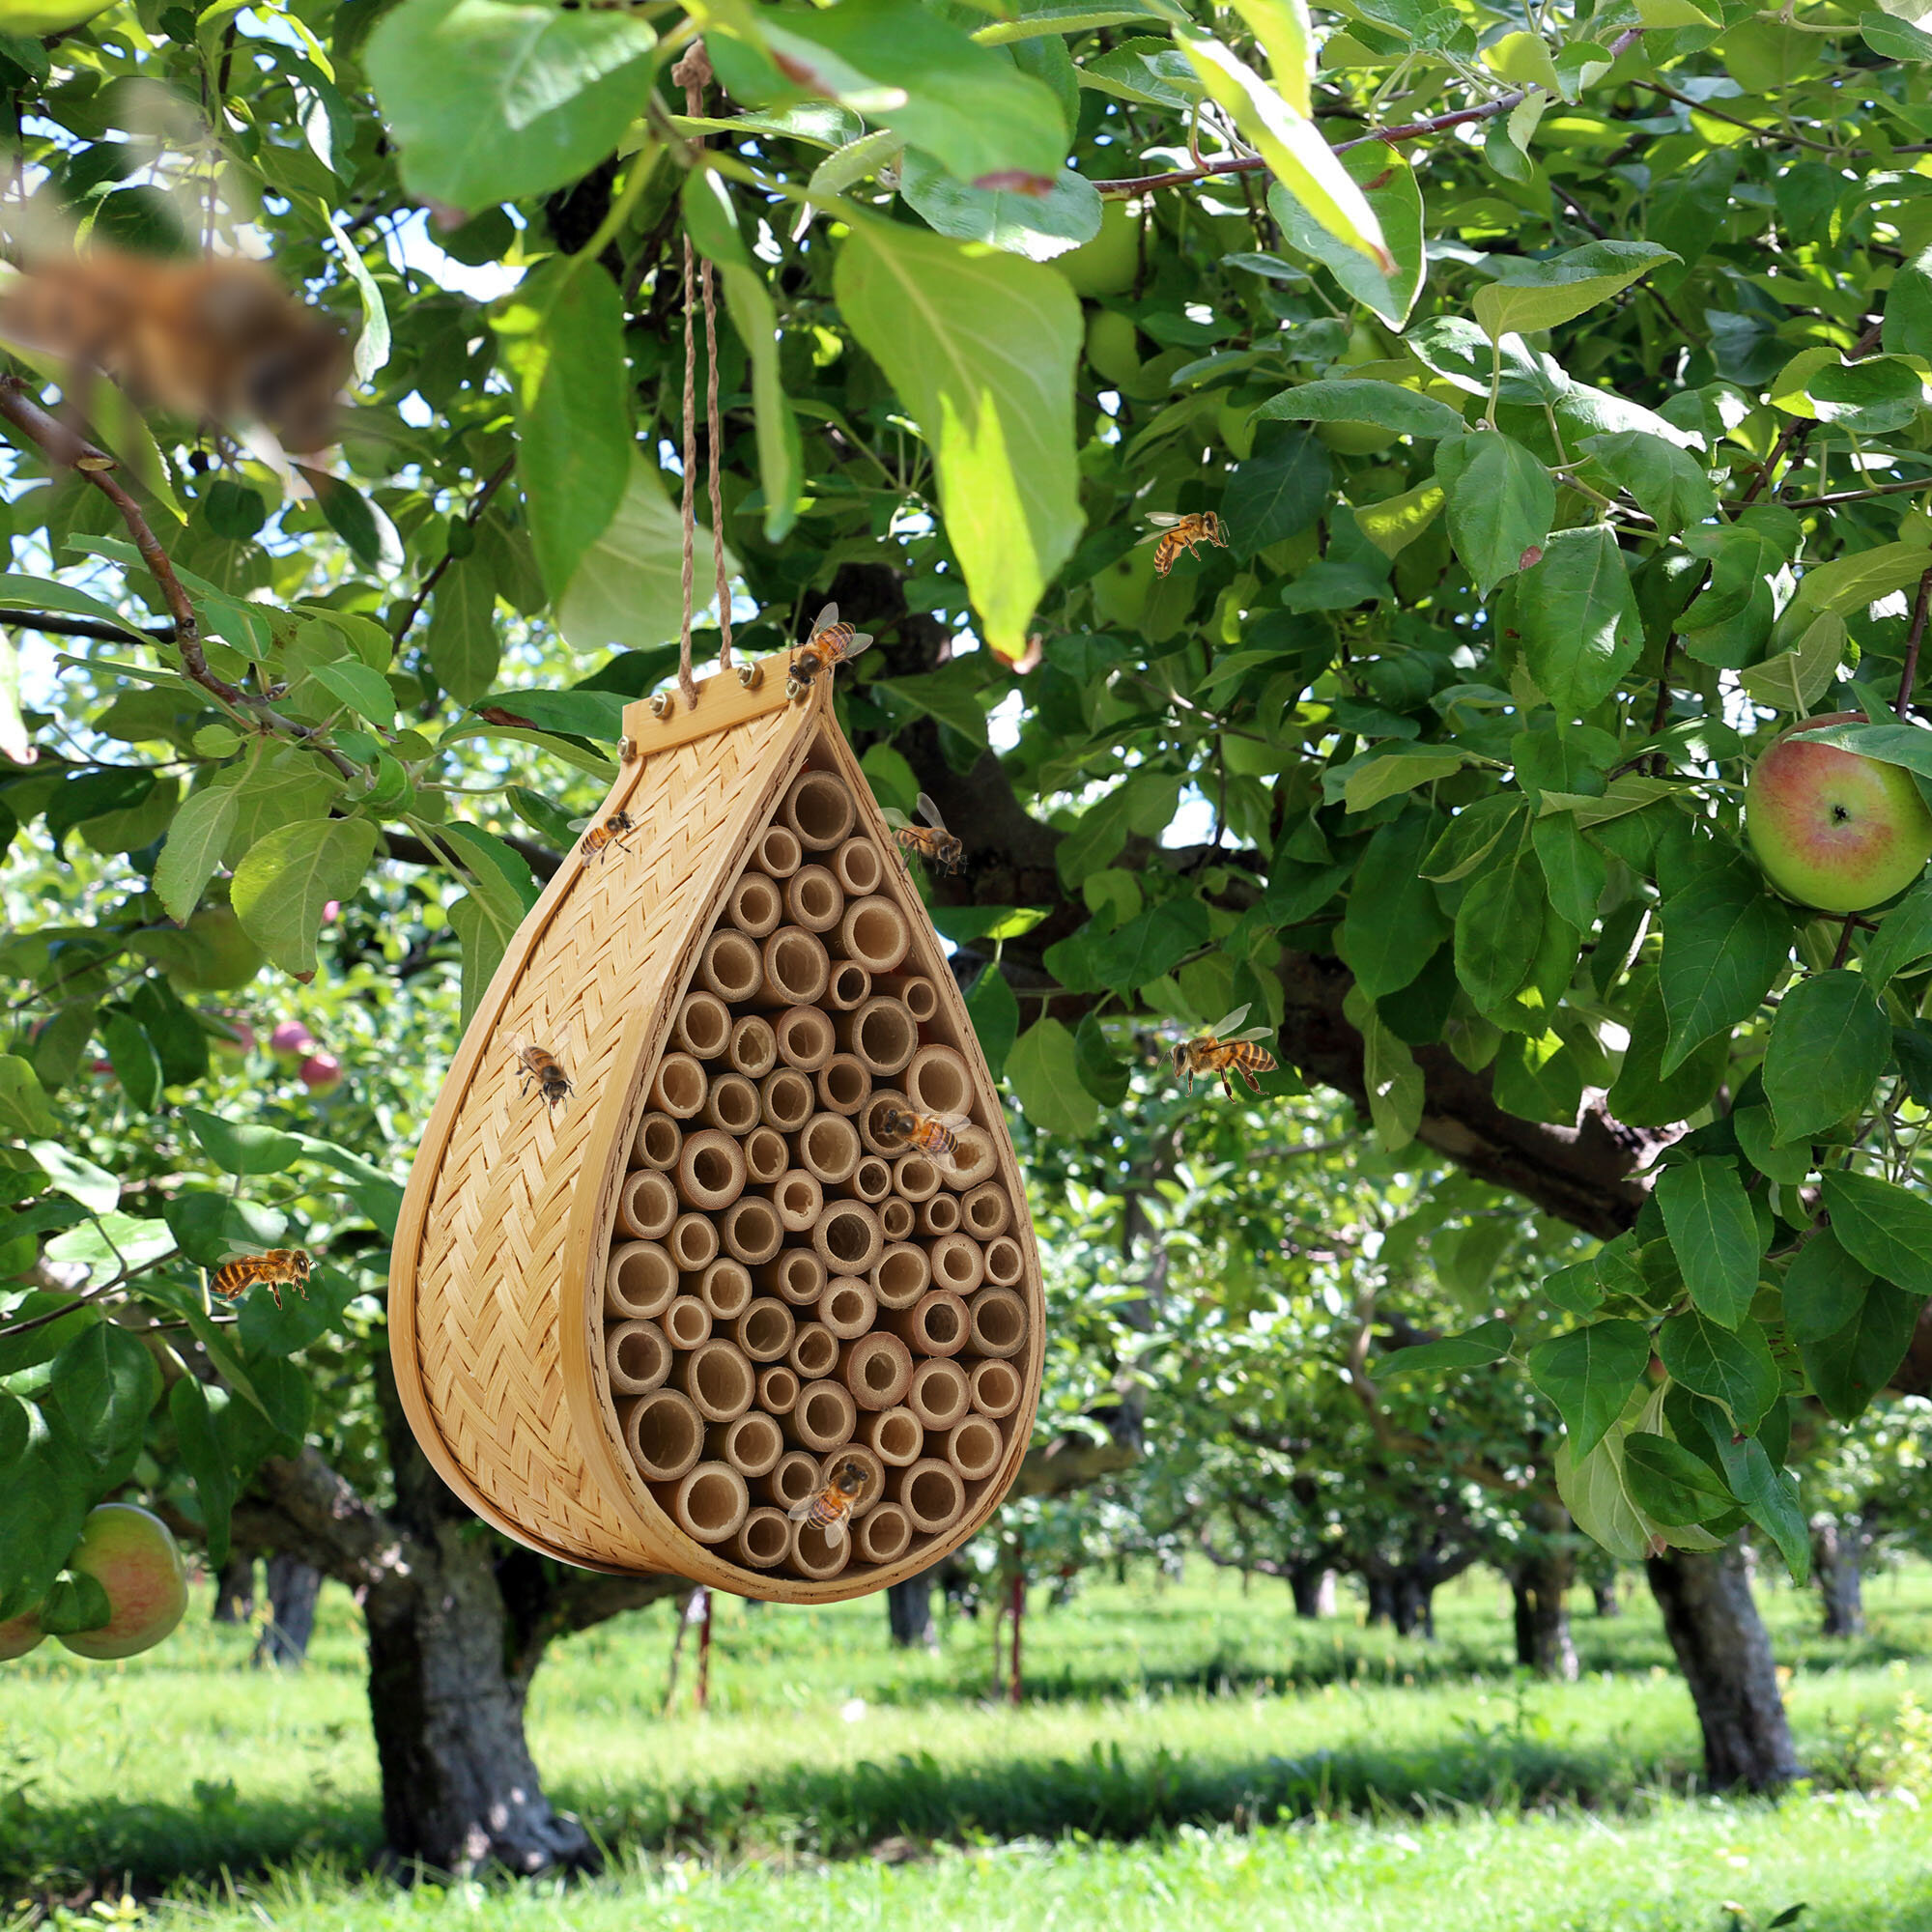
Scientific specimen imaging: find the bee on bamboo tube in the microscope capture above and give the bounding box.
[508,1028,574,1112]
[1138,510,1227,578]
[786,603,873,702]
[874,1103,972,1173]
[573,808,638,865]
[210,1245,313,1310]
[882,793,965,878]
[1172,1005,1278,1100]
[788,1458,874,1541]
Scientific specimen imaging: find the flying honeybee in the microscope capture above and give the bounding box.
[787,1458,873,1541]
[1138,511,1227,578]
[786,603,873,701]
[507,1027,574,1112]
[210,1246,313,1310]
[575,808,637,865]
[875,1102,973,1174]
[882,793,965,877]
[1172,1004,1278,1099]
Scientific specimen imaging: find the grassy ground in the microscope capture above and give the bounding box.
[3,1561,1930,1930]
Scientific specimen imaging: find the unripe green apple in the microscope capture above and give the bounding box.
[1056,202,1141,298]
[0,1606,44,1660]
[1745,712,1932,914]
[55,1504,187,1661]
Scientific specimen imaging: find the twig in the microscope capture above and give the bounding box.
[388,457,515,654]
[4,610,175,643]
[1633,79,1843,155]
[1781,476,1932,509]
[1832,916,1859,969]
[1898,567,1932,720]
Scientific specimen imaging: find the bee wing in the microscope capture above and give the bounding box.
[841,632,875,661]
[786,1496,819,1523]
[216,1240,274,1261]
[882,807,911,829]
[1232,1027,1276,1044]
[568,815,594,834]
[1208,1004,1254,1038]
[936,1111,974,1131]
[505,1030,529,1057]
[1142,512,1188,532]
[915,793,950,834]
[554,1021,573,1060]
[810,602,839,635]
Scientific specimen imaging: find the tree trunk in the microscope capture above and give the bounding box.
[253,1552,321,1667]
[1810,1516,1867,1638]
[1511,1547,1578,1682]
[887,1567,940,1649]
[1289,1562,1331,1619]
[1391,1573,1434,1637]
[211,1551,254,1623]
[1364,1573,1395,1627]
[1645,1541,1801,1791]
[1592,1577,1621,1618]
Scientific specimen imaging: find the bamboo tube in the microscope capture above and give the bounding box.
[789,1321,839,1380]
[761,1249,825,1307]
[877,973,938,1024]
[880,1198,916,1241]
[734,1506,792,1570]
[681,1339,756,1422]
[888,1287,968,1357]
[770,1169,824,1234]
[606,1319,671,1395]
[835,895,910,974]
[668,1212,718,1271]
[651,1052,706,1119]
[816,1053,871,1116]
[789,1518,852,1580]
[756,1363,800,1413]
[849,1155,892,1204]
[760,1065,816,1131]
[633,1111,682,1171]
[784,863,844,933]
[759,925,830,1008]
[905,1044,972,1120]
[917,1193,961,1236]
[673,990,731,1061]
[983,1235,1024,1289]
[818,1276,878,1340]
[870,1241,930,1311]
[696,1258,753,1321]
[944,1415,1005,1483]
[725,871,783,939]
[670,1461,749,1544]
[708,1409,783,1478]
[721,1195,783,1265]
[781,769,856,850]
[773,1006,835,1073]
[735,1297,796,1363]
[743,1124,789,1185]
[929,1234,985,1295]
[969,1357,1022,1419]
[906,1359,970,1431]
[855,1500,912,1565]
[622,1387,702,1483]
[762,1448,819,1509]
[838,1330,912,1409]
[826,960,872,1011]
[617,1169,678,1241]
[859,1092,910,1156]
[702,1071,761,1137]
[969,1287,1028,1358]
[811,1199,882,1274]
[961,1183,1012,1239]
[798,1113,862,1187]
[676,1128,746,1212]
[892,1151,940,1203]
[790,1378,858,1452]
[728,1015,778,1080]
[838,997,917,1077]
[865,1406,923,1466]
[664,1295,712,1350]
[753,823,803,879]
[832,1443,887,1516]
[939,1127,997,1190]
[606,1239,676,1320]
[698,929,762,1003]
[832,835,883,897]
[895,1458,965,1536]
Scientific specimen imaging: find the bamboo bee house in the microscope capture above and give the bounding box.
[387,670,1043,1601]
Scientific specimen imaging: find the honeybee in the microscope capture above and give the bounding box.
[787,1458,873,1541]
[210,1246,313,1310]
[882,793,965,877]
[1172,1004,1278,1099]
[507,1027,574,1111]
[576,809,637,865]
[1138,511,1227,578]
[875,1102,973,1173]
[786,603,873,701]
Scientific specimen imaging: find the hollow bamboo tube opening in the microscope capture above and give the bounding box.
[681,1339,755,1422]
[918,1193,961,1236]
[850,1156,892,1205]
[961,1184,1012,1240]
[826,961,871,1011]
[832,836,883,897]
[651,1053,706,1120]
[906,1044,971,1120]
[983,1235,1024,1288]
[744,1124,789,1185]
[671,1462,749,1545]
[790,1378,858,1452]
[699,929,762,1004]
[725,871,783,939]
[870,1241,930,1311]
[836,895,910,974]
[896,1458,965,1536]
[762,1250,825,1307]
[753,823,803,879]
[702,1072,761,1138]
[930,1235,985,1295]
[833,1443,887,1517]
[757,1363,800,1413]
[606,1320,671,1395]
[606,1240,677,1321]
[664,1295,713,1350]
[774,1006,835,1073]
[677,1128,747,1212]
[728,1015,778,1080]
[817,1054,871,1117]
[879,973,938,1023]
[819,1277,878,1340]
[764,1449,819,1509]
[782,770,856,850]
[812,1199,882,1274]
[709,1409,783,1478]
[735,1297,797,1363]
[696,1258,753,1322]
[970,1288,1029,1358]
[970,1359,1023,1420]
[617,1170,678,1241]
[668,1212,719,1272]
[892,1152,940,1204]
[880,1198,916,1241]
[940,1128,998,1190]
[799,1114,862,1187]
[771,1169,824,1234]
[784,864,844,933]
[634,1111,683,1171]
[945,1415,1005,1483]
[674,990,731,1061]
[907,1359,970,1431]
[839,1330,912,1410]
[622,1388,702,1482]
[789,1518,852,1580]
[890,1288,969,1358]
[865,1406,923,1466]
[721,1196,783,1266]
[839,998,917,1077]
[855,1500,912,1565]
[789,1321,838,1380]
[734,1506,792,1569]
[859,1092,910,1156]
[760,1066,816,1131]
[760,925,830,1008]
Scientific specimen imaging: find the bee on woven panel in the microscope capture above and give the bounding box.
[507,1025,574,1112]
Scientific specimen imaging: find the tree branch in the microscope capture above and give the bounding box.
[389,457,516,656]
[242,1447,417,1595]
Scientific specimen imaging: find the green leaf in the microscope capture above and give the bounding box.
[0,1056,59,1137]
[1341,747,1466,814]
[183,1107,303,1178]
[291,1133,406,1239]
[49,1321,159,1478]
[1222,425,1330,561]
[1435,433,1553,596]
[1862,9,1932,59]
[424,554,500,708]
[1819,1170,1932,1296]
[1343,985,1423,1151]
[26,1142,120,1215]
[1253,379,1466,440]
[1655,1158,1761,1328]
[874,663,993,750]
[1784,1228,1873,1344]
[308,658,398,732]
[1515,526,1641,714]
[899,150,1101,261]
[1622,1431,1738,1525]
[37,1569,111,1637]
[836,220,1083,662]
[154,781,241,925]
[1007,1017,1100,1136]
[1554,1418,1661,1564]
[100,1012,160,1114]
[0,1409,86,1623]
[1264,142,1425,329]
[448,891,508,1029]
[1763,970,1890,1144]
[1454,828,1546,1017]
[168,1378,236,1569]
[1339,807,1448,999]
[1801,1279,1923,1422]
[475,689,627,742]
[1862,880,1932,988]
[1073,1011,1131,1106]
[1526,1317,1651,1461]
[1086,899,1210,992]
[1732,1105,1811,1186]
[1710,1431,1810,1582]
[965,962,1020,1079]
[1472,241,1679,342]
[1657,853,1793,1073]
[1736,612,1848,715]
[231,818,378,979]
[1658,1309,1779,1432]
[1379,1317,1514,1376]
[1529,816,1607,934]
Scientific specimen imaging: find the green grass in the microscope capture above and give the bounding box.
[4,1561,1931,1930]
